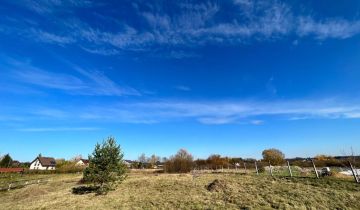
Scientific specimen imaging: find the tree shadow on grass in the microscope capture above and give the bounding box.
[72,186,100,195]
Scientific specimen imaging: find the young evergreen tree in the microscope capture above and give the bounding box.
[83,136,127,194]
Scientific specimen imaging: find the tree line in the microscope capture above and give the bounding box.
[2,136,358,195]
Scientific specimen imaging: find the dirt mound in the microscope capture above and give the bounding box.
[206,179,227,192]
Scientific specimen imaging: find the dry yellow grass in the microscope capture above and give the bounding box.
[1,172,359,209]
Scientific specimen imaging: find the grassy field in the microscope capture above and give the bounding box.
[0,171,359,209]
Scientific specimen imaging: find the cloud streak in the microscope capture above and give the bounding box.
[112,99,360,124]
[4,59,140,96]
[2,0,360,56]
[17,127,100,132]
[175,85,191,91]
[7,98,360,125]
[297,16,360,39]
[33,29,75,45]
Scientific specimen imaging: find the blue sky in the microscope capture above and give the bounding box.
[1,0,360,162]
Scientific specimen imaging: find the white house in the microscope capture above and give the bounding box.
[123,160,133,168]
[29,157,56,170]
[75,159,89,167]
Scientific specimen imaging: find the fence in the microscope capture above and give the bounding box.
[0,177,51,191]
[191,160,360,183]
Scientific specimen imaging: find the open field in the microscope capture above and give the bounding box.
[0,171,359,210]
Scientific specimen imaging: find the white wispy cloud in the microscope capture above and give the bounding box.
[297,16,360,39]
[197,116,239,125]
[14,63,87,90]
[17,127,100,132]
[16,98,360,125]
[233,0,252,6]
[250,120,264,125]
[3,0,360,56]
[17,0,93,15]
[81,47,120,56]
[166,51,201,59]
[33,109,69,119]
[175,85,191,91]
[343,112,360,119]
[73,66,140,96]
[5,59,140,96]
[33,29,75,45]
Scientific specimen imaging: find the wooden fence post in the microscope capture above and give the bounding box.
[311,159,319,179]
[244,162,247,174]
[287,161,293,177]
[269,162,274,177]
[255,161,259,175]
[349,161,359,183]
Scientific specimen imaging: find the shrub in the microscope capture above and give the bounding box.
[256,161,266,173]
[0,154,13,167]
[165,149,193,173]
[72,186,100,195]
[262,148,285,165]
[56,161,84,173]
[207,154,228,170]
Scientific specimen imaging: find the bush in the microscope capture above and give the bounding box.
[82,136,127,195]
[72,186,100,195]
[0,154,13,167]
[165,149,193,173]
[56,162,84,173]
[207,155,228,170]
[262,148,285,165]
[256,162,266,173]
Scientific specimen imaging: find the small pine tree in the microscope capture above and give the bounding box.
[83,136,127,194]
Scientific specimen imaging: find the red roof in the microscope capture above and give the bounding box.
[0,168,24,173]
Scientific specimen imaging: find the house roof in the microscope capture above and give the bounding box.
[79,159,89,164]
[0,168,24,173]
[32,157,56,167]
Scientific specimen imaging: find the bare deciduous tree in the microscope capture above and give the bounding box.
[138,153,147,164]
[165,149,194,173]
